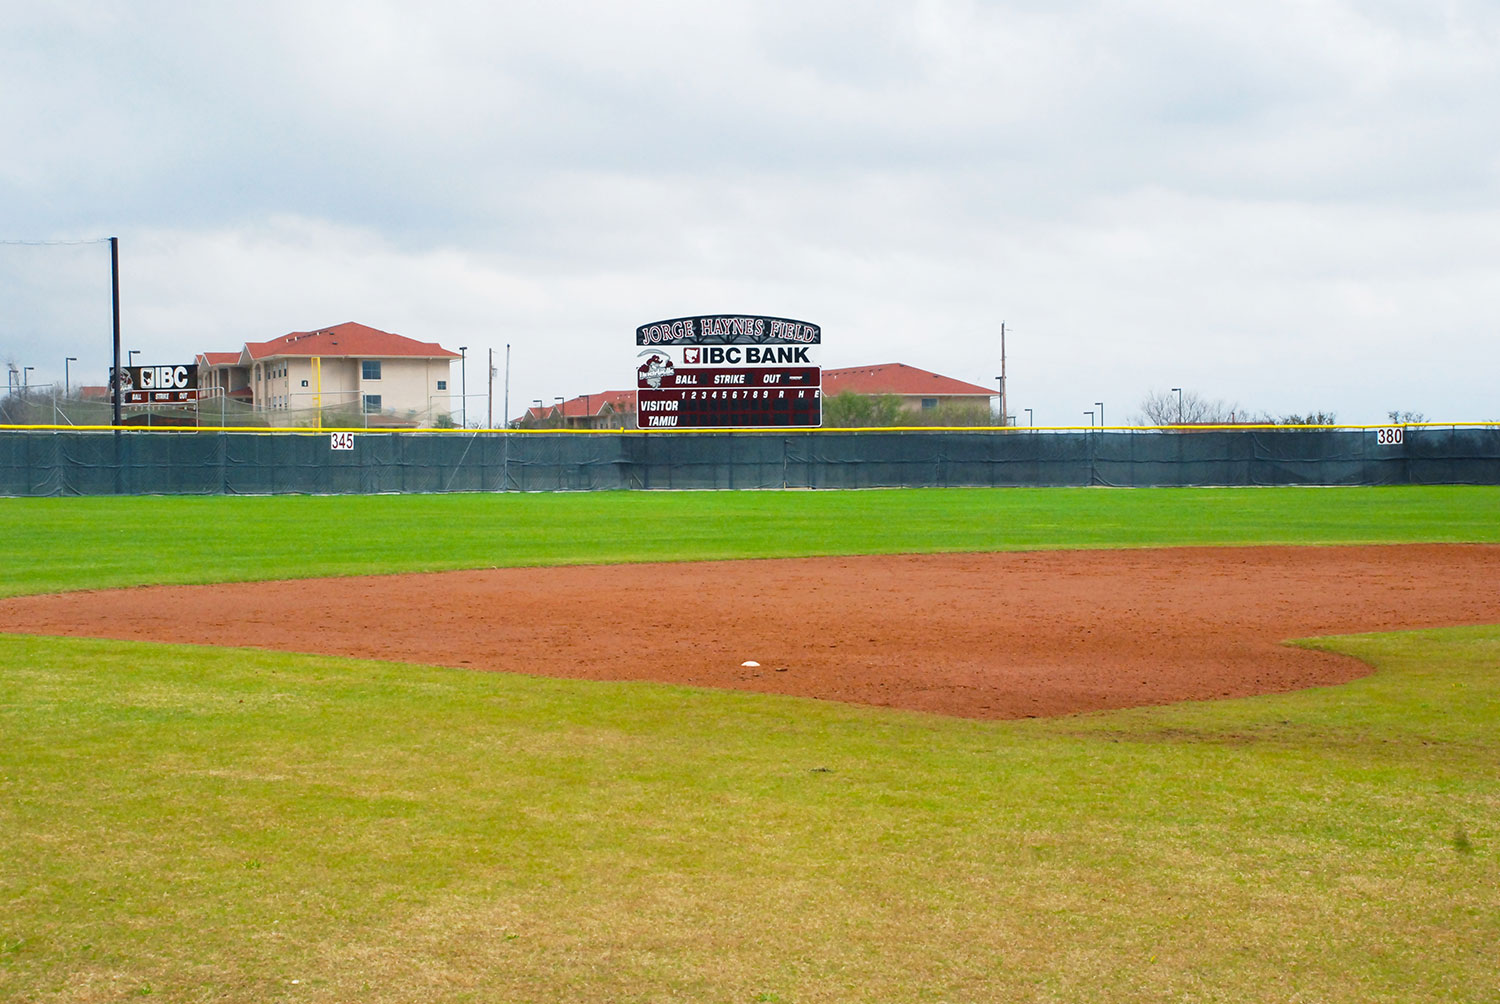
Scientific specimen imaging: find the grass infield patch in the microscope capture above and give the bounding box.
[1,628,1497,1003]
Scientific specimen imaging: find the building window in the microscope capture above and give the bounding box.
[301,380,309,387]
[437,380,447,390]
[363,394,382,414]
[362,360,382,380]
[921,398,938,410]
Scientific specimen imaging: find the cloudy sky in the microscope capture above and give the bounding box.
[3,0,1497,425]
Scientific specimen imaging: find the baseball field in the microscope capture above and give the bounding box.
[2,486,1498,1002]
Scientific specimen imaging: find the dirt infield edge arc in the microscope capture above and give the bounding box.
[1,544,1497,720]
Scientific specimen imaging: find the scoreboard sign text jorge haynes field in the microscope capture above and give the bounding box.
[634,315,821,428]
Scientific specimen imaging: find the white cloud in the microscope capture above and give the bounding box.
[3,0,1498,423]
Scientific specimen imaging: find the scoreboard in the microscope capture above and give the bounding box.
[635,315,821,428]
[109,364,200,405]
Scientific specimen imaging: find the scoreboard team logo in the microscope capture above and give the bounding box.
[633,315,822,430]
[636,351,675,389]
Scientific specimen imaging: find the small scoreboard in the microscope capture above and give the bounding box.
[109,364,200,405]
[635,315,821,429]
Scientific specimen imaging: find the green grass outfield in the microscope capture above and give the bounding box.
[2,487,1498,1003]
[3,485,1499,596]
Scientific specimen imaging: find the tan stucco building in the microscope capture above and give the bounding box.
[197,322,461,427]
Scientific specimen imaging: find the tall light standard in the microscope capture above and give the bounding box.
[1171,387,1182,425]
[23,366,35,392]
[459,346,468,428]
[64,357,77,397]
[1084,409,1095,428]
[1095,401,1104,429]
[554,396,565,429]
[532,399,543,426]
[1025,407,1034,428]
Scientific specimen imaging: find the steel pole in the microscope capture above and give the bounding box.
[999,321,1007,427]
[110,237,121,427]
[459,346,468,429]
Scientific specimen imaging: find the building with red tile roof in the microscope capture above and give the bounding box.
[522,390,637,429]
[821,363,996,413]
[521,363,997,429]
[197,322,460,426]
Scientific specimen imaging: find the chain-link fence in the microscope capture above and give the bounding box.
[0,391,460,430]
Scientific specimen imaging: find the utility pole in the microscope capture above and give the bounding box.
[503,344,511,430]
[459,346,468,428]
[999,321,1008,428]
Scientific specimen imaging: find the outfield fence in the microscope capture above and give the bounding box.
[1,425,1498,495]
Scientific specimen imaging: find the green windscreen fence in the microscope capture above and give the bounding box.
[2,428,1498,496]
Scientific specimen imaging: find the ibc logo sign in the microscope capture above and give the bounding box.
[138,365,194,389]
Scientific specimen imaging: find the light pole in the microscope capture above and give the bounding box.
[459,346,468,428]
[532,399,543,426]
[1095,401,1104,429]
[23,366,35,392]
[64,357,77,397]
[1025,407,1034,428]
[1084,410,1095,428]
[1171,387,1182,425]
[554,396,565,429]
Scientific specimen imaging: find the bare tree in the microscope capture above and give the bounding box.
[1387,410,1425,424]
[1137,389,1240,426]
[1277,411,1338,426]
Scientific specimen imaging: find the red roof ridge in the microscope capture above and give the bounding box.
[542,389,636,419]
[240,321,460,361]
[822,362,994,397]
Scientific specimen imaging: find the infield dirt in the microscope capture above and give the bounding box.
[2,544,1497,719]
